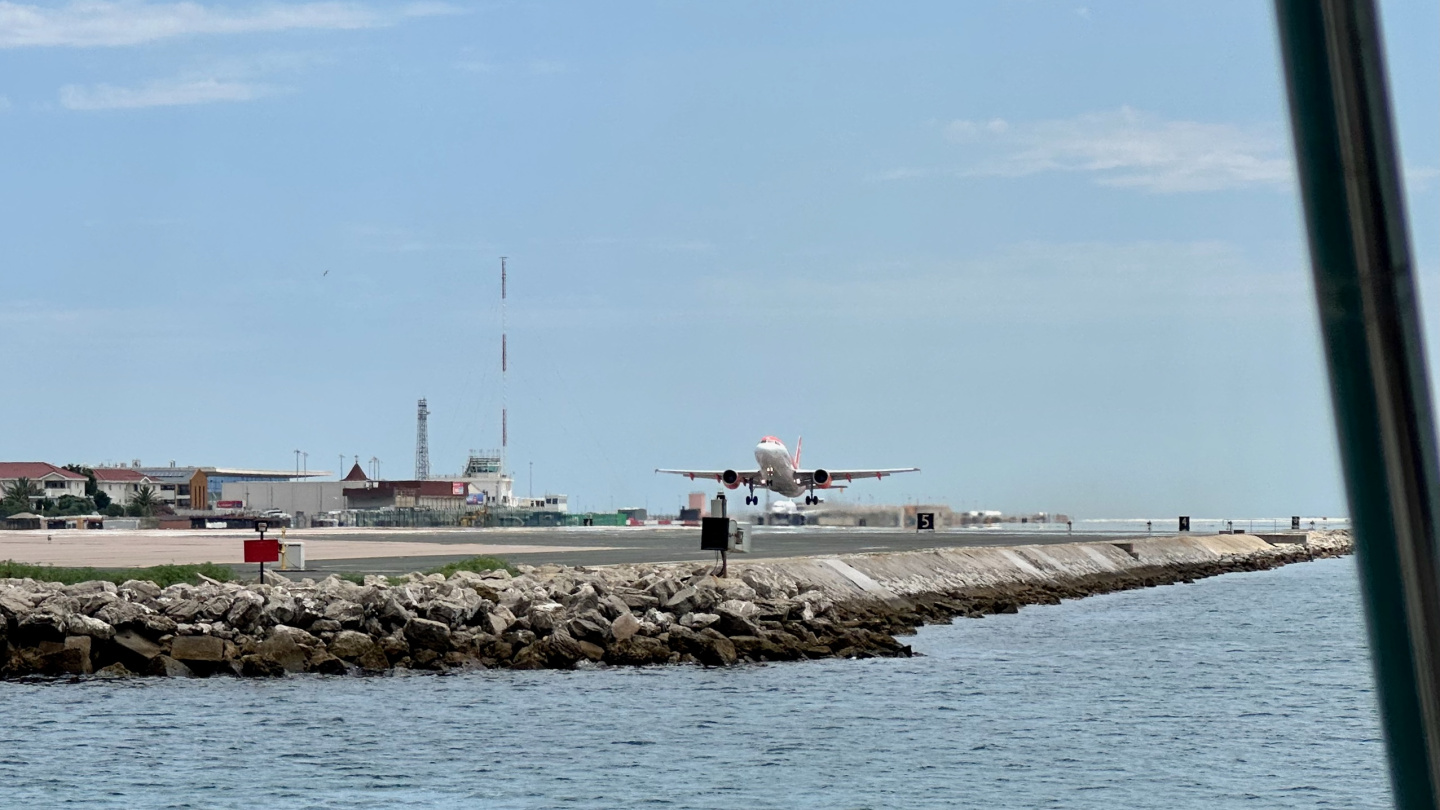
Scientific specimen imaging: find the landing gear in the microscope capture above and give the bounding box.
[804,494,819,506]
[744,495,757,506]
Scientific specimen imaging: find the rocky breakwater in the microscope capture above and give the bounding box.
[0,530,1352,679]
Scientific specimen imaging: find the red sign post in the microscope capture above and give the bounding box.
[248,520,280,581]
[244,540,280,563]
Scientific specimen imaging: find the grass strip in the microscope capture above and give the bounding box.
[0,560,237,588]
[425,556,517,578]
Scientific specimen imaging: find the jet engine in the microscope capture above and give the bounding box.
[722,470,742,489]
[813,469,833,488]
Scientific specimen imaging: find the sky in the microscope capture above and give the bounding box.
[0,1,1436,518]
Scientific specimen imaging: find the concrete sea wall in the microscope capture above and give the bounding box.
[0,531,1352,679]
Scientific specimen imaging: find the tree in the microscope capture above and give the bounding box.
[62,464,97,497]
[0,478,40,516]
[49,495,96,517]
[102,503,125,518]
[94,490,111,510]
[129,484,159,517]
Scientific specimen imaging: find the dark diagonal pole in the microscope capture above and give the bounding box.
[1275,2,1440,806]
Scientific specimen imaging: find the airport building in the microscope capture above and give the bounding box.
[118,464,332,510]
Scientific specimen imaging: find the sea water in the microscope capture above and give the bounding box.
[0,556,1388,809]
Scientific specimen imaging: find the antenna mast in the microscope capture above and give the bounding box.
[500,256,508,483]
[415,397,430,480]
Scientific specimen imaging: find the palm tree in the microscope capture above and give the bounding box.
[130,484,159,517]
[1,478,40,516]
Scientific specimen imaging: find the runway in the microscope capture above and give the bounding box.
[0,524,1150,577]
[254,525,1134,576]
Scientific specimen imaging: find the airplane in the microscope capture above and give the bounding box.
[657,435,919,506]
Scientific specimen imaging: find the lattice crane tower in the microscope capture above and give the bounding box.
[415,397,430,480]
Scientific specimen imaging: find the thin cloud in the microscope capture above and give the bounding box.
[0,94,10,110]
[0,1,460,48]
[883,107,1294,193]
[59,78,271,109]
[688,240,1308,326]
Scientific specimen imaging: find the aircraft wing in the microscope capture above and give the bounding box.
[799,468,919,485]
[655,469,763,483]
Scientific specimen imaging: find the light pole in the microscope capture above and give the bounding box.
[294,449,301,475]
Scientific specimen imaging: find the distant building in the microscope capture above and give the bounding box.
[128,464,331,510]
[344,480,470,512]
[218,481,347,519]
[515,495,568,513]
[92,467,157,506]
[433,450,514,506]
[0,462,87,507]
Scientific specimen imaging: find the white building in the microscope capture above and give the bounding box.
[516,494,569,513]
[219,481,347,516]
[92,467,158,506]
[435,451,516,507]
[0,462,87,506]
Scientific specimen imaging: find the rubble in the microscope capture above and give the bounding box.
[0,531,1352,679]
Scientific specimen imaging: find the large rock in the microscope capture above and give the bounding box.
[403,618,453,652]
[608,636,671,666]
[113,629,161,664]
[610,612,641,643]
[65,580,116,597]
[94,600,151,629]
[225,591,265,629]
[484,606,516,636]
[565,584,600,614]
[17,609,70,642]
[618,591,660,611]
[663,586,698,613]
[65,614,115,640]
[38,636,93,675]
[164,599,206,623]
[370,593,413,627]
[667,626,736,667]
[254,636,307,673]
[680,612,718,629]
[0,590,35,621]
[565,610,610,645]
[715,601,762,637]
[323,600,365,628]
[170,635,226,663]
[140,614,178,636]
[119,580,161,599]
[424,598,470,628]
[526,602,565,636]
[147,654,195,677]
[240,654,285,677]
[260,595,298,626]
[598,594,631,620]
[327,630,374,660]
[537,631,585,669]
[254,626,320,673]
[308,651,348,675]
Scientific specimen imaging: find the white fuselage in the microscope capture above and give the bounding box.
[755,439,803,497]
